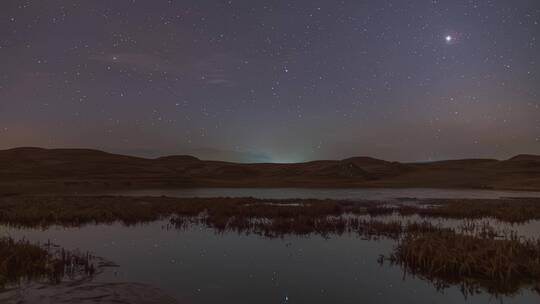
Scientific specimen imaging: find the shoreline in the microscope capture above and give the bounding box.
[4,184,540,198]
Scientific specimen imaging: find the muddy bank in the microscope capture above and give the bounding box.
[0,282,178,304]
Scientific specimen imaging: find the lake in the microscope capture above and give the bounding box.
[2,188,540,303]
[2,218,540,304]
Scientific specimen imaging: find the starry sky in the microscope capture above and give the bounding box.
[1,0,539,163]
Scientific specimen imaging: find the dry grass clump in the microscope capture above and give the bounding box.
[385,230,540,295]
[0,238,94,287]
[0,238,49,286]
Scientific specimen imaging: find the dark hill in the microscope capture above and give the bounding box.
[1,147,539,192]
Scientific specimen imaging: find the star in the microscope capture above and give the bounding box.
[0,0,537,162]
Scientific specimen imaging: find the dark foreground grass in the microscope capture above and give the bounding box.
[384,230,540,296]
[1,195,540,296]
[0,238,94,287]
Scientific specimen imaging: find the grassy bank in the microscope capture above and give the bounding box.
[1,195,540,227]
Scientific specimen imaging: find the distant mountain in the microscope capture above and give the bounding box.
[1,147,540,193]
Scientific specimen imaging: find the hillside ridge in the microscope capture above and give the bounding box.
[1,147,539,192]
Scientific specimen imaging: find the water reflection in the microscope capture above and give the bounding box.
[2,220,539,303]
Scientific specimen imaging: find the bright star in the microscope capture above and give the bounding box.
[445,35,453,43]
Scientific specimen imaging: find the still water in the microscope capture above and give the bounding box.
[2,219,540,304]
[4,188,540,303]
[107,187,540,201]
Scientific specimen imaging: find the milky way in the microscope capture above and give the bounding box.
[0,0,539,162]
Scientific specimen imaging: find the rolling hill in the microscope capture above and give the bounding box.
[1,147,539,193]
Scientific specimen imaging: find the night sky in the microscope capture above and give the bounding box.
[1,1,539,163]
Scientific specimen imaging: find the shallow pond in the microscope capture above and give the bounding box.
[2,219,539,303]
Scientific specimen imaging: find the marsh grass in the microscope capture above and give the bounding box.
[0,238,94,288]
[0,196,369,228]
[2,196,540,227]
[384,230,540,296]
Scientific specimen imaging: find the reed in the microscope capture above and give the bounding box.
[385,230,540,295]
[0,238,94,287]
[0,196,371,228]
[2,196,540,229]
